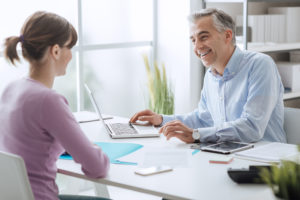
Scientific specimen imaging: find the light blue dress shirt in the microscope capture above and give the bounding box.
[162,47,286,143]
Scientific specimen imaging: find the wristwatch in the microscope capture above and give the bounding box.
[192,129,201,143]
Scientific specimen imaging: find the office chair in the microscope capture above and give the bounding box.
[0,151,35,200]
[284,107,300,144]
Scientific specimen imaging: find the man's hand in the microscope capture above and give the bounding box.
[159,120,194,143]
[129,109,163,126]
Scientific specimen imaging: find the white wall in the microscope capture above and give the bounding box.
[156,0,203,114]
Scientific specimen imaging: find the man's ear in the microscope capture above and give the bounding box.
[224,29,233,44]
[50,44,61,60]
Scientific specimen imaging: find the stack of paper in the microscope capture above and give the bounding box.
[235,142,299,163]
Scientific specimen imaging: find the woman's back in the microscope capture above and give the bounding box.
[0,77,109,200]
[1,11,109,200]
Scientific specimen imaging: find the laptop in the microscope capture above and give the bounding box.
[84,84,160,139]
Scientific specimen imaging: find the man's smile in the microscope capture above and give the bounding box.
[198,49,212,58]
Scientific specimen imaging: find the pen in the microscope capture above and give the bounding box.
[112,160,137,166]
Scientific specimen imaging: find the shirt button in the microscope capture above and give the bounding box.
[221,117,225,121]
[220,97,223,101]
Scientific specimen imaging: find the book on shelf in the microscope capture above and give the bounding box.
[268,7,300,43]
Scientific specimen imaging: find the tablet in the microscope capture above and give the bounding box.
[200,141,254,154]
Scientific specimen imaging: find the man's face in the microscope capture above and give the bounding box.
[190,16,230,68]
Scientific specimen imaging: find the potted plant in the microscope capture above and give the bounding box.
[261,146,300,200]
[143,55,174,115]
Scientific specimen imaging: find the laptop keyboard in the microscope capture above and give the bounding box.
[109,123,138,135]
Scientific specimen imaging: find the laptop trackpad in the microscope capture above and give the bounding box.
[133,124,158,134]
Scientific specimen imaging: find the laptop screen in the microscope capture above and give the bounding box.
[84,84,111,133]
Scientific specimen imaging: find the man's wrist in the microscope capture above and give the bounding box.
[194,139,200,143]
[154,114,164,127]
[192,129,201,143]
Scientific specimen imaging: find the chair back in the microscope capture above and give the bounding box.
[284,107,300,144]
[0,151,35,200]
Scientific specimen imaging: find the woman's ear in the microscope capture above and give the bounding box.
[50,44,61,60]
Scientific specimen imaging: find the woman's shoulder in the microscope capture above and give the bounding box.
[14,77,67,106]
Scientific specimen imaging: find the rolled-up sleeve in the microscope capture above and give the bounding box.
[162,89,214,129]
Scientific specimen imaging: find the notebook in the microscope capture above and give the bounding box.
[235,142,299,163]
[84,84,159,139]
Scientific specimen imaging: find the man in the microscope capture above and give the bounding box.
[130,8,286,144]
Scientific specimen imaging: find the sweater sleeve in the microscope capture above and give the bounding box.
[40,91,109,178]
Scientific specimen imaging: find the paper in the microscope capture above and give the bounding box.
[73,111,112,123]
[209,156,233,164]
[60,142,143,165]
[235,142,299,163]
[141,148,190,168]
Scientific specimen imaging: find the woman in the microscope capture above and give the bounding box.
[0,11,109,200]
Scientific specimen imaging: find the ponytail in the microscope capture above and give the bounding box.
[4,36,21,65]
[4,11,77,66]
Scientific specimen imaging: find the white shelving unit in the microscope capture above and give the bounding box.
[238,42,300,53]
[283,91,300,100]
[202,0,300,100]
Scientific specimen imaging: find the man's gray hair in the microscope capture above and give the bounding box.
[189,8,236,45]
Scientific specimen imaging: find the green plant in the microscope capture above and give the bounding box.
[143,55,174,115]
[260,146,300,200]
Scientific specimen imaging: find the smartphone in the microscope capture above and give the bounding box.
[134,166,173,176]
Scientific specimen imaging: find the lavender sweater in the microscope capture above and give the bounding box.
[0,78,109,200]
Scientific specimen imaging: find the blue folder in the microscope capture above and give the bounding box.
[60,142,143,165]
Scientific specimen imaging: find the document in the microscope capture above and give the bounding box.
[235,142,299,163]
[141,148,191,168]
[73,111,112,123]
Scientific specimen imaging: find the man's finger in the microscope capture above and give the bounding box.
[166,131,178,140]
[130,110,152,122]
[169,132,193,143]
[163,125,183,135]
[137,115,152,122]
[159,122,185,133]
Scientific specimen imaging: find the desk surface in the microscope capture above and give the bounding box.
[57,117,276,200]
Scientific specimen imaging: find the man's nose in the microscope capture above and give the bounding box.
[194,40,204,51]
[194,41,204,53]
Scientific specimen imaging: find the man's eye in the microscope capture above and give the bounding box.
[200,36,208,40]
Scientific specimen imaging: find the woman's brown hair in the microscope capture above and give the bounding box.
[4,11,77,65]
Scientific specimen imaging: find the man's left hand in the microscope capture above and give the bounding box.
[159,120,194,143]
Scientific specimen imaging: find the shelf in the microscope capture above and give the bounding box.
[237,42,300,53]
[204,0,300,3]
[204,0,244,3]
[284,92,300,100]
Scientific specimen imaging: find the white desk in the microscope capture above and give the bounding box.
[57,118,276,200]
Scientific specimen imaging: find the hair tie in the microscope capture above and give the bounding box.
[19,35,24,43]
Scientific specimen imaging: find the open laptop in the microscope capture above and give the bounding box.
[84,84,160,139]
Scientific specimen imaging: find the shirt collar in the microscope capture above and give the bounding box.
[208,46,244,80]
